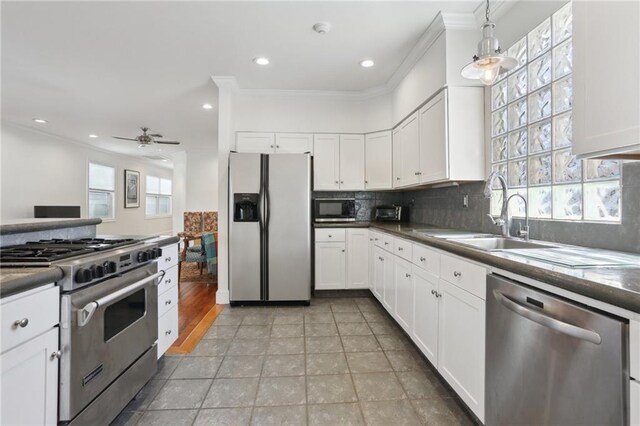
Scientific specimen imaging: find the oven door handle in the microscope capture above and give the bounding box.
[77,271,165,327]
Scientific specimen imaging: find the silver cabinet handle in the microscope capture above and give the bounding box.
[328,234,332,238]
[431,289,436,295]
[493,290,602,345]
[340,181,344,184]
[270,145,274,148]
[436,292,442,298]
[276,145,280,149]
[50,350,62,360]
[396,177,400,180]
[374,238,379,241]
[165,330,172,336]
[384,242,389,246]
[405,273,411,278]
[165,257,172,262]
[420,257,426,262]
[166,278,172,284]
[378,257,384,261]
[369,238,373,241]
[365,180,369,184]
[453,271,462,277]
[341,249,345,253]
[165,300,172,305]
[335,180,339,184]
[398,247,403,251]
[13,318,29,328]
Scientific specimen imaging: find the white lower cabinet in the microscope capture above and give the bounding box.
[315,241,346,290]
[437,279,485,423]
[631,379,640,426]
[381,250,395,314]
[315,228,368,291]
[412,266,439,366]
[1,326,59,426]
[394,257,414,333]
[158,243,179,359]
[372,246,385,301]
[346,228,369,289]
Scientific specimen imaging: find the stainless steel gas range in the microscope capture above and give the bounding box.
[0,238,164,425]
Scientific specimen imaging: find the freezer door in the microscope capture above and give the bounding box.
[229,153,262,301]
[266,154,311,301]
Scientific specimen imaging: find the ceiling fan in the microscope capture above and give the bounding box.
[113,127,180,147]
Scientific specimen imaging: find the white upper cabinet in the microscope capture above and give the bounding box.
[275,133,313,154]
[392,128,402,188]
[573,1,640,158]
[418,87,484,184]
[313,134,340,191]
[236,132,275,153]
[313,134,365,191]
[393,113,420,187]
[365,131,392,190]
[338,135,365,190]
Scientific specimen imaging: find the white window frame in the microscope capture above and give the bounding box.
[145,175,172,218]
[87,161,116,221]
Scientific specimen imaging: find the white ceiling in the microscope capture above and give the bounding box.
[1,1,480,163]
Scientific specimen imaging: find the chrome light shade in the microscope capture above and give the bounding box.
[461,20,518,85]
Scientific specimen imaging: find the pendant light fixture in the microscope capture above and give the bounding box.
[461,0,517,85]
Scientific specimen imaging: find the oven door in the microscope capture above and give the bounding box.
[314,199,356,222]
[59,262,161,421]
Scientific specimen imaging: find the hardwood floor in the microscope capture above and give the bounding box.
[167,276,221,353]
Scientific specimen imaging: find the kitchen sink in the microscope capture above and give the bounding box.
[449,237,558,252]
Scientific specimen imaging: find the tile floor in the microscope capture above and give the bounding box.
[112,295,475,425]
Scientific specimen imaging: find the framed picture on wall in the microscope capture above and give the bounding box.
[124,169,140,208]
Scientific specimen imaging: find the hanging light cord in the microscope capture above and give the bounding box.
[485,0,490,22]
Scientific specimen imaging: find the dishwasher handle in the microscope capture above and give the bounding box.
[493,289,602,345]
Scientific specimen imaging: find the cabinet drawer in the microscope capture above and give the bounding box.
[412,244,440,276]
[440,254,486,300]
[375,233,394,251]
[315,228,346,242]
[158,283,178,317]
[158,244,179,271]
[158,265,178,296]
[158,305,178,358]
[393,238,412,261]
[1,285,59,354]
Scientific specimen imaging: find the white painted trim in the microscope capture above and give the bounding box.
[216,288,230,305]
[210,12,478,101]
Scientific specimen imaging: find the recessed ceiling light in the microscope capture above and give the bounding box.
[253,57,270,66]
[88,134,98,138]
[33,118,48,124]
[360,59,375,68]
[202,103,213,110]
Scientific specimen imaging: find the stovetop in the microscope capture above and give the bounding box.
[0,238,138,264]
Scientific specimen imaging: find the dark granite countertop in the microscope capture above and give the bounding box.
[0,218,102,235]
[0,267,63,298]
[314,222,372,228]
[368,223,640,314]
[97,234,180,246]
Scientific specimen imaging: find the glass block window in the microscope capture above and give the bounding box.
[490,3,622,222]
[146,175,172,217]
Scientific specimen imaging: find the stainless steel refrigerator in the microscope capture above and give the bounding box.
[229,152,312,304]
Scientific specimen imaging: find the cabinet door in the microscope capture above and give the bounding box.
[372,246,385,301]
[412,267,439,366]
[313,134,340,191]
[438,279,485,422]
[1,327,58,426]
[275,133,313,154]
[346,229,369,289]
[419,91,448,183]
[392,128,402,188]
[394,257,414,333]
[368,233,376,290]
[381,252,396,315]
[236,132,275,153]
[573,1,640,158]
[315,242,346,290]
[365,131,392,190]
[339,135,365,190]
[400,113,420,186]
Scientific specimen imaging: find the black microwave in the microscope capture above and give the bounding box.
[314,198,356,222]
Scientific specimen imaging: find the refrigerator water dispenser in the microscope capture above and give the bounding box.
[234,193,259,222]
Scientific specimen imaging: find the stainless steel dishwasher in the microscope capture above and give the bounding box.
[486,274,629,425]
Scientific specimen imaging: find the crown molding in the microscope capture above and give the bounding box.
[210,76,240,92]
[211,10,479,101]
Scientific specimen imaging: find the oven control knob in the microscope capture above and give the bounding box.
[151,248,160,259]
[147,249,157,259]
[103,261,117,274]
[137,251,149,263]
[90,264,105,279]
[75,268,93,284]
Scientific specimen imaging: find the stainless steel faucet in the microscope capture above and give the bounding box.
[483,171,530,240]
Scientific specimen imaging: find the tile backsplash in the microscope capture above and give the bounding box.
[313,161,640,253]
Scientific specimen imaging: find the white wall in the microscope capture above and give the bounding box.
[186,150,218,211]
[1,122,173,236]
